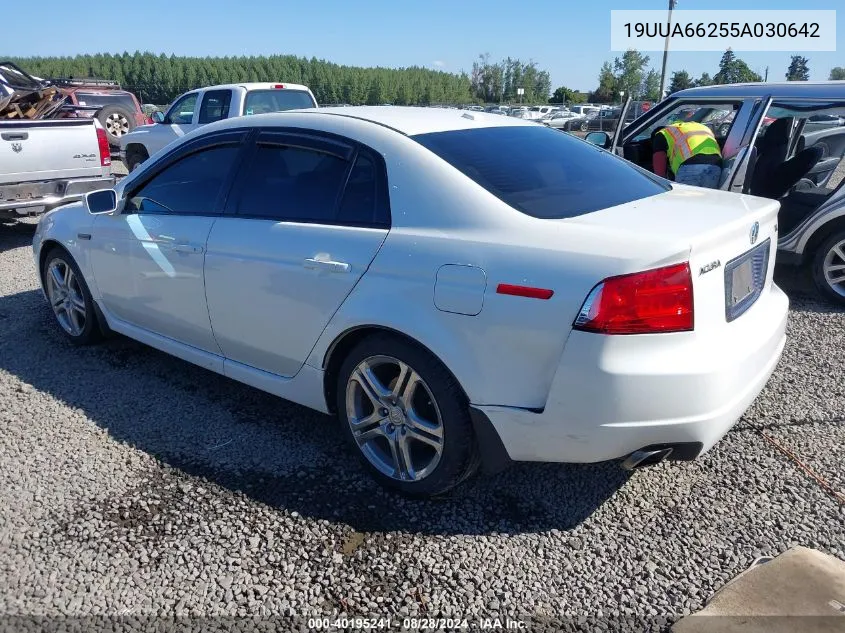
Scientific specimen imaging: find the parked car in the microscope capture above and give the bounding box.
[1,63,115,220]
[53,78,149,148]
[523,105,560,120]
[569,105,600,118]
[539,110,583,129]
[33,107,787,496]
[1,118,113,220]
[119,82,318,171]
[586,82,845,304]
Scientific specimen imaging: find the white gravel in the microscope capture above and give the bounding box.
[0,216,843,631]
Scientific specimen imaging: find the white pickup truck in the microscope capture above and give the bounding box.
[120,82,318,171]
[0,118,114,220]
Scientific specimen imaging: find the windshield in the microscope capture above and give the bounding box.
[412,125,668,219]
[243,89,316,115]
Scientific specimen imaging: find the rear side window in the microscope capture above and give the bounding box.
[243,90,316,115]
[126,145,240,215]
[412,126,668,219]
[235,144,349,222]
[337,152,389,226]
[198,90,232,124]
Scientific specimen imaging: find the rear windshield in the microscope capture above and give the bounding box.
[243,89,316,115]
[75,92,136,111]
[412,125,668,219]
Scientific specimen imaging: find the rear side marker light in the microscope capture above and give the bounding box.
[96,128,111,167]
[496,283,554,300]
[573,262,694,334]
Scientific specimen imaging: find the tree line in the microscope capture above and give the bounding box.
[579,50,845,104]
[8,52,477,106]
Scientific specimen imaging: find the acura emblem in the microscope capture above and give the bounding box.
[749,221,759,245]
[11,142,22,153]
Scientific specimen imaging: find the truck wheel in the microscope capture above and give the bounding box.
[126,147,149,172]
[811,230,845,306]
[98,105,136,147]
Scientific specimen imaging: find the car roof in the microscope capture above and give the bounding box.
[273,105,537,136]
[193,82,313,93]
[672,81,845,100]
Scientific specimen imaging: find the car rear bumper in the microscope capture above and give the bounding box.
[0,176,115,215]
[474,283,789,464]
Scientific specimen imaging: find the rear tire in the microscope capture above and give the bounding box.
[811,230,845,306]
[336,334,478,497]
[42,247,102,345]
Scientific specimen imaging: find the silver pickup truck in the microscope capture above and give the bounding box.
[0,118,115,220]
[1,61,115,220]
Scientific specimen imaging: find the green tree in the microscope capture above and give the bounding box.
[785,56,810,81]
[830,67,845,80]
[695,72,713,87]
[668,70,694,94]
[714,49,762,84]
[591,61,618,103]
[613,49,650,99]
[551,86,586,104]
[641,69,661,101]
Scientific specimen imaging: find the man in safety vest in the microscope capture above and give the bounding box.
[652,121,723,188]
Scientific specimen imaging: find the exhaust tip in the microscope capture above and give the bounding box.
[622,447,674,471]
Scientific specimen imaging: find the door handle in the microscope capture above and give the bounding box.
[1,132,27,141]
[303,257,350,273]
[169,243,203,254]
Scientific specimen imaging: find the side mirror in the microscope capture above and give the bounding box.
[151,111,165,124]
[84,189,117,215]
[585,131,611,148]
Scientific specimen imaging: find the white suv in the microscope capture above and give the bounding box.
[120,82,317,171]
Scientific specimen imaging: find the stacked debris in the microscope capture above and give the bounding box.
[0,62,69,119]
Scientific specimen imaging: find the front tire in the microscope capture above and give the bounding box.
[811,230,845,306]
[42,248,102,345]
[126,147,148,172]
[336,334,477,497]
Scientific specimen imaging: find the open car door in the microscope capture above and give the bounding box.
[609,95,632,156]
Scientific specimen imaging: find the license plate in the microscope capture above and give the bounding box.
[724,239,770,322]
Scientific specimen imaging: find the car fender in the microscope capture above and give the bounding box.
[781,200,845,255]
[34,203,96,293]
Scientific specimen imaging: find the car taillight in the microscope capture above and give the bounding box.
[272,84,286,89]
[96,128,111,167]
[573,263,693,335]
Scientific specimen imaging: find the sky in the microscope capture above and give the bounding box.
[3,0,842,93]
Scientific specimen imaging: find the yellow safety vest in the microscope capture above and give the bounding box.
[658,122,722,175]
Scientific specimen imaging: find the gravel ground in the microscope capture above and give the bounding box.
[0,212,843,631]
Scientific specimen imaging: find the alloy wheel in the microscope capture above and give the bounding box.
[345,355,444,482]
[823,238,845,298]
[45,259,87,336]
[106,112,130,137]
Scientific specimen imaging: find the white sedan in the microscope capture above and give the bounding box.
[32,107,788,497]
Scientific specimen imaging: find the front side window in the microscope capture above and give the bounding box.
[126,145,240,215]
[413,125,668,219]
[633,102,740,141]
[243,90,316,115]
[235,144,349,222]
[198,90,232,124]
[167,93,198,125]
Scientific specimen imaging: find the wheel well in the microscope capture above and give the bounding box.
[37,239,64,286]
[802,216,845,266]
[125,143,148,159]
[322,326,467,414]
